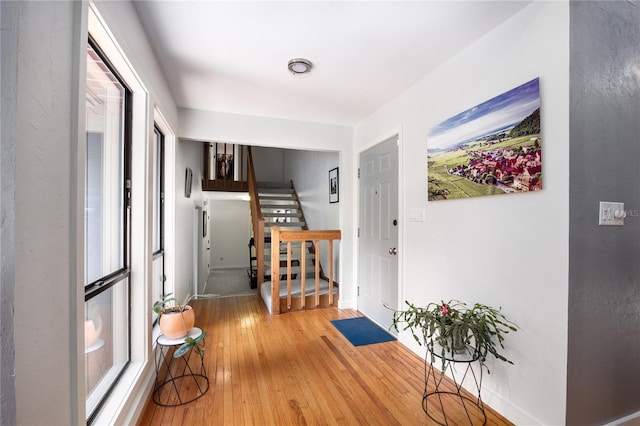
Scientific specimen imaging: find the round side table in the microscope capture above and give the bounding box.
[153,327,209,406]
[423,342,486,426]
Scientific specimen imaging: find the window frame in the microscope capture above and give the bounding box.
[84,36,132,424]
[152,125,165,258]
[84,4,177,424]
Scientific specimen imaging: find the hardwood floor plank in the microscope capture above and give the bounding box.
[137,295,514,426]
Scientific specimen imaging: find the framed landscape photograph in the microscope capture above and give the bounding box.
[427,77,541,201]
[329,167,339,203]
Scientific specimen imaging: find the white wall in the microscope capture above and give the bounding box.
[178,109,357,307]
[354,2,569,425]
[252,146,285,182]
[209,200,251,269]
[284,149,341,280]
[180,109,352,152]
[175,139,204,300]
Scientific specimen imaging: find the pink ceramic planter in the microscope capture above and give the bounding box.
[159,305,195,339]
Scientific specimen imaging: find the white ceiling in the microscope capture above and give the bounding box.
[133,1,531,126]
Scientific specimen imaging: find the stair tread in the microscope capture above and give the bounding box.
[262,212,302,218]
[260,205,300,211]
[263,273,323,279]
[260,200,295,207]
[259,196,297,201]
[259,191,295,196]
[258,188,294,194]
[257,181,292,188]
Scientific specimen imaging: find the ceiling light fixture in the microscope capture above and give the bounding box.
[288,58,312,75]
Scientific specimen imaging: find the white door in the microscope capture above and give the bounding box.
[358,135,399,330]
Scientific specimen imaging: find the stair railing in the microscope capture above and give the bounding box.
[290,181,328,281]
[270,227,341,314]
[247,147,265,291]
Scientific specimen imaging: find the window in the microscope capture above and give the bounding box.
[152,125,165,323]
[84,39,131,422]
[153,126,164,256]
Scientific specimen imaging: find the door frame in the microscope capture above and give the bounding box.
[356,127,404,319]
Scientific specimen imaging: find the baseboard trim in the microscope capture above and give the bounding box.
[210,265,248,271]
[605,410,640,426]
[479,385,542,425]
[338,298,355,309]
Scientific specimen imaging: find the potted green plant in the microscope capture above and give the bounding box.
[173,330,207,359]
[391,299,519,373]
[153,292,218,339]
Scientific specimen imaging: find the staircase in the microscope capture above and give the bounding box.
[252,181,317,283]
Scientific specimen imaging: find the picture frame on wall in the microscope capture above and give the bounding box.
[427,77,541,201]
[216,153,234,180]
[185,167,193,198]
[203,211,207,238]
[329,167,339,203]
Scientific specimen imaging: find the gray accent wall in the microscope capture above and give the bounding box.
[568,2,640,424]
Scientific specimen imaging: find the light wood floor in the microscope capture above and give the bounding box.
[137,295,514,425]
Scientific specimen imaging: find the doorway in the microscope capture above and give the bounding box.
[357,135,399,330]
[193,206,209,296]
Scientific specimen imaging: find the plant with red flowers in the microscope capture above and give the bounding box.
[391,299,519,373]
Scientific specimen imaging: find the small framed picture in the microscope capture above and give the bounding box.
[185,167,193,198]
[202,211,207,238]
[329,167,339,204]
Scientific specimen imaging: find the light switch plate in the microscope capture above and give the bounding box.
[599,201,625,226]
[410,208,425,222]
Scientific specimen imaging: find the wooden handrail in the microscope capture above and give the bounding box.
[270,227,341,314]
[247,147,265,291]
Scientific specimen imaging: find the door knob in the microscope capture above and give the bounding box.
[388,247,397,255]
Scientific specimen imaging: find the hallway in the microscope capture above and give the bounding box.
[204,268,256,297]
[138,296,513,425]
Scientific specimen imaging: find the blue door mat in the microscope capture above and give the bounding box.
[330,316,396,346]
